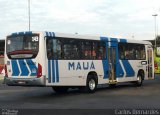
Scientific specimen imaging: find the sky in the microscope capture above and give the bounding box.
[0,0,160,40]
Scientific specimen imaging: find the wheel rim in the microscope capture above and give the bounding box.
[89,79,96,90]
[137,75,142,83]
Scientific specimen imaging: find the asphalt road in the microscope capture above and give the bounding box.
[0,76,160,114]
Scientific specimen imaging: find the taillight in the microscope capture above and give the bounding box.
[37,63,42,78]
[155,62,158,70]
[5,64,8,77]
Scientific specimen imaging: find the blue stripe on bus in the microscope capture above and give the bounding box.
[11,60,20,76]
[52,32,55,37]
[100,37,109,79]
[48,60,51,83]
[18,60,29,76]
[11,33,18,37]
[110,38,118,42]
[120,39,127,43]
[45,31,49,36]
[116,61,124,77]
[48,60,60,83]
[49,32,52,36]
[52,60,55,83]
[11,31,32,37]
[102,60,108,79]
[45,31,55,37]
[56,60,59,82]
[110,38,118,46]
[100,37,108,41]
[25,31,32,35]
[122,60,135,77]
[19,32,25,36]
[26,59,37,76]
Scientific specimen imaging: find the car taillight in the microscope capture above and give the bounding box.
[37,63,42,78]
[155,62,158,70]
[5,64,8,77]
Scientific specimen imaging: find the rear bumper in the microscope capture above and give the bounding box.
[4,76,46,86]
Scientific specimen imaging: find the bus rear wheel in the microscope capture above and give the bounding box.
[52,87,68,93]
[135,74,143,86]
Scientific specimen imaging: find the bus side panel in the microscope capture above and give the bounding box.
[117,60,146,82]
[45,60,109,86]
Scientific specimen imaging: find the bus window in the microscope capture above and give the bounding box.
[46,38,62,59]
[119,45,125,59]
[6,34,39,59]
[46,38,106,60]
[119,43,146,60]
[97,42,106,60]
[46,39,54,59]
[63,39,80,60]
[92,42,97,59]
[82,41,92,59]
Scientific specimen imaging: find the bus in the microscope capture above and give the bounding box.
[4,31,154,93]
[0,39,5,74]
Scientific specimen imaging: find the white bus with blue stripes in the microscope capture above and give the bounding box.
[4,31,154,93]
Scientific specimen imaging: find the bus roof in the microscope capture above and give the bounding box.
[7,31,152,45]
[46,31,152,45]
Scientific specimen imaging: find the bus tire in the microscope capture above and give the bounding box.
[85,75,98,93]
[135,73,143,87]
[79,76,97,93]
[52,87,68,93]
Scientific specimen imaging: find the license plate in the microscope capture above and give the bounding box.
[18,81,26,84]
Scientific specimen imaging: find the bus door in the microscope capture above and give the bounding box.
[147,46,153,79]
[108,47,117,84]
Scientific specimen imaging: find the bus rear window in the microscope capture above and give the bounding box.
[6,34,39,59]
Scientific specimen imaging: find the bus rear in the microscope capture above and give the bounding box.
[4,32,45,86]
